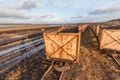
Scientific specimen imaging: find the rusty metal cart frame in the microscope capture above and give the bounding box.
[43,28,81,63]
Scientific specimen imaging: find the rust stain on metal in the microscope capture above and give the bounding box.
[100,30,120,51]
[43,27,82,62]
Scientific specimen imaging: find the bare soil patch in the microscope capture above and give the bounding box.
[62,28,120,80]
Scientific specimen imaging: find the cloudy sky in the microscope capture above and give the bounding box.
[0,0,120,24]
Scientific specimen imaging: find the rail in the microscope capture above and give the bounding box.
[41,60,70,80]
[111,54,120,67]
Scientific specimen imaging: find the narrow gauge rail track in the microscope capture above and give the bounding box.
[0,39,44,74]
[89,25,120,68]
[111,54,120,67]
[41,60,70,80]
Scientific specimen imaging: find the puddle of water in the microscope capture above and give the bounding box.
[0,38,43,55]
[11,35,25,38]
[0,44,44,70]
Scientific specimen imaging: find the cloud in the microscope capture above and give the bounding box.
[0,8,30,19]
[36,14,55,19]
[0,0,4,3]
[70,15,88,19]
[28,13,57,24]
[89,6,120,15]
[47,0,100,9]
[47,0,80,8]
[12,0,42,10]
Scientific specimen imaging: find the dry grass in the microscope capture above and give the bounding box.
[0,25,50,32]
[5,67,21,80]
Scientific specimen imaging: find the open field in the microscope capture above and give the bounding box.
[0,25,60,34]
[0,24,120,80]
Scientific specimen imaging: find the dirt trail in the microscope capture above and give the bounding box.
[0,50,51,80]
[62,28,120,80]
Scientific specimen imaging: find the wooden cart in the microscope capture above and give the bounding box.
[43,27,81,63]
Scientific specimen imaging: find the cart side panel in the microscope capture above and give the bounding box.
[44,33,80,61]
